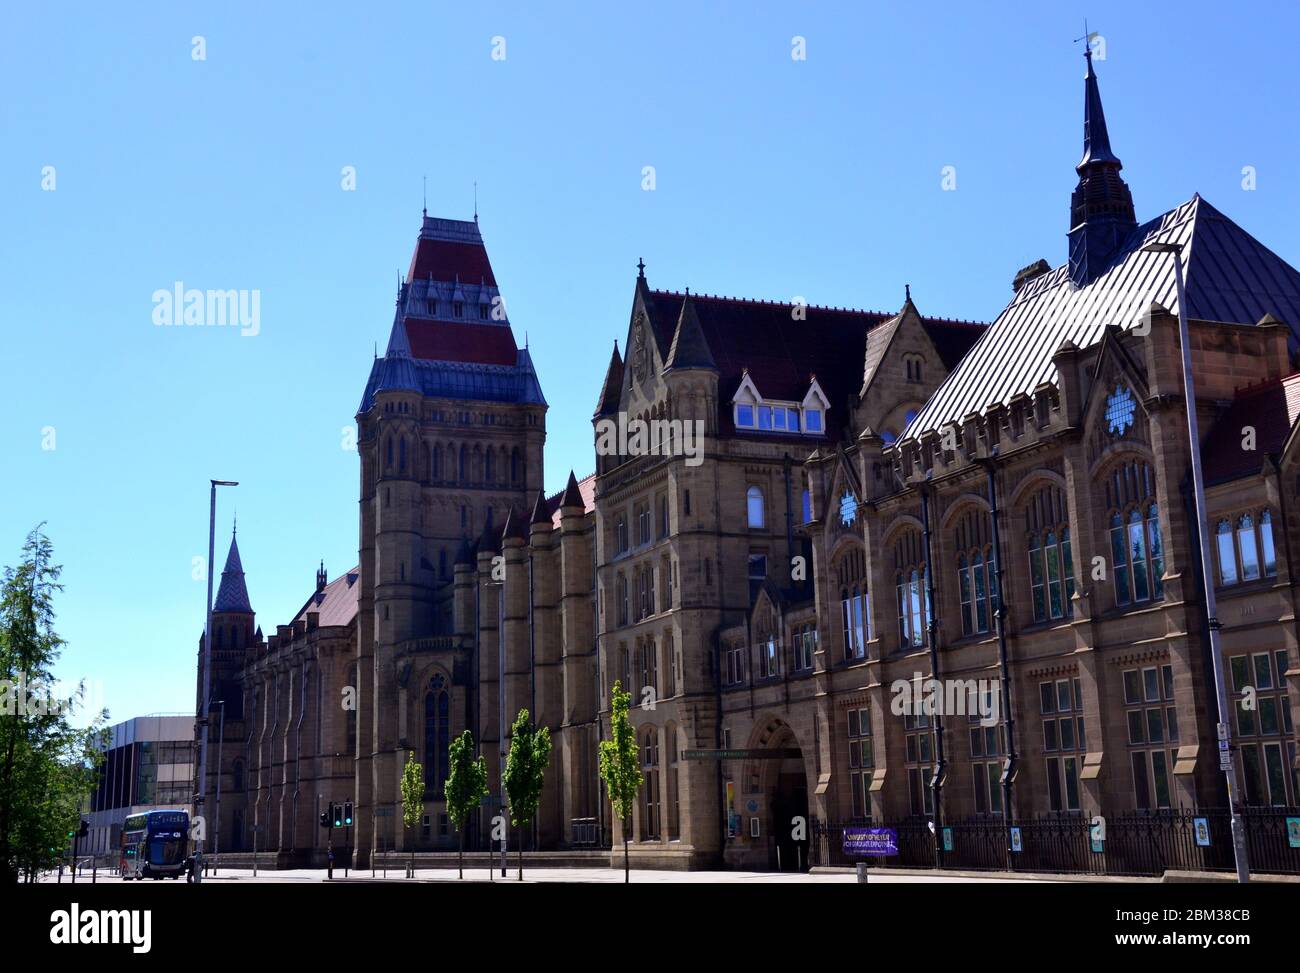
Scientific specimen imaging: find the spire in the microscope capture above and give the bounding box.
[530,488,551,526]
[213,528,253,614]
[503,504,529,541]
[594,340,624,417]
[637,257,645,279]
[664,292,717,371]
[1066,47,1137,287]
[559,471,585,510]
[316,559,328,593]
[1078,48,1121,170]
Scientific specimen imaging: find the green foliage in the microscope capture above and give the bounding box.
[445,730,488,831]
[0,526,108,883]
[598,681,641,826]
[400,752,425,832]
[503,709,551,829]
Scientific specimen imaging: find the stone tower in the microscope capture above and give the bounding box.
[353,214,546,864]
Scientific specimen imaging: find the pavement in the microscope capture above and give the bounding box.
[40,865,1054,884]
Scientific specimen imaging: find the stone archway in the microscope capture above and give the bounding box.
[740,717,810,872]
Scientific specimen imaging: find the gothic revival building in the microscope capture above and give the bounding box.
[195,52,1300,870]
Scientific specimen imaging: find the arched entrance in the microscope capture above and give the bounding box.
[744,717,810,872]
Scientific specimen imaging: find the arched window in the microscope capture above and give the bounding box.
[511,447,521,484]
[893,530,929,649]
[399,436,407,473]
[215,627,224,650]
[232,759,244,792]
[425,675,450,796]
[1024,484,1074,623]
[954,509,996,637]
[1103,459,1162,607]
[459,445,467,481]
[432,444,442,481]
[836,547,869,660]
[385,437,393,468]
[747,486,765,529]
[801,488,812,524]
[666,726,680,839]
[485,449,495,482]
[1217,510,1277,587]
[641,728,660,840]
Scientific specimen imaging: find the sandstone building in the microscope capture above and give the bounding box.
[195,52,1300,870]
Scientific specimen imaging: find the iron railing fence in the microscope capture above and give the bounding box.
[812,808,1300,877]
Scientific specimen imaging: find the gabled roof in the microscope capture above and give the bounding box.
[909,195,1300,438]
[1202,373,1300,485]
[213,531,253,614]
[292,568,360,629]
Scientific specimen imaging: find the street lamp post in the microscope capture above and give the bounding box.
[214,699,225,871]
[197,479,238,885]
[1142,242,1250,883]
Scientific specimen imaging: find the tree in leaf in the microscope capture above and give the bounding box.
[598,680,641,883]
[400,751,424,878]
[0,526,108,884]
[445,730,488,880]
[503,708,551,881]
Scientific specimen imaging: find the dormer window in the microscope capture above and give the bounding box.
[804,409,823,433]
[736,404,755,428]
[479,303,489,319]
[426,300,437,315]
[453,301,464,318]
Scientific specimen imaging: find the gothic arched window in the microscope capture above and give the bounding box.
[747,486,765,529]
[954,508,996,637]
[1103,459,1163,607]
[893,529,929,649]
[1024,483,1074,623]
[424,675,450,797]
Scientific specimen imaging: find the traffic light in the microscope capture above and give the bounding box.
[319,810,330,829]
[332,803,342,829]
[77,820,89,839]
[343,802,353,827]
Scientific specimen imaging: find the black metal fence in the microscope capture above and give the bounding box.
[812,808,1300,877]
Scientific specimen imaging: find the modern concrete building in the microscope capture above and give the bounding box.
[87,714,194,859]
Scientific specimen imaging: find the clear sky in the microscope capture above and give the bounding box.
[3,1,1298,727]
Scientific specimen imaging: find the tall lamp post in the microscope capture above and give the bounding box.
[196,479,238,884]
[214,699,225,870]
[1142,242,1250,883]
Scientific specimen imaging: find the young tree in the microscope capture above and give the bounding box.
[445,730,488,879]
[400,752,424,879]
[598,680,642,883]
[503,708,551,881]
[0,526,107,885]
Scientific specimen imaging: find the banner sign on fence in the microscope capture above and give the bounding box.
[1287,817,1300,849]
[1009,827,1022,853]
[1194,817,1211,847]
[843,827,897,857]
[942,827,953,852]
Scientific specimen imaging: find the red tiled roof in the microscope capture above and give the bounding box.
[404,318,517,366]
[1202,373,1300,483]
[408,238,497,286]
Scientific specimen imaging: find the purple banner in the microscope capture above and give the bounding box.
[843,827,898,857]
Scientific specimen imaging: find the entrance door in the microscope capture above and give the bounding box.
[770,757,809,871]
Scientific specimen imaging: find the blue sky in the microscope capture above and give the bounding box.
[3,1,1298,726]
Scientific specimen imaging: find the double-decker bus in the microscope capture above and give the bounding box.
[120,809,190,880]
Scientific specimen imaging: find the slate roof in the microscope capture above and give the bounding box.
[213,532,253,614]
[908,195,1300,438]
[1202,373,1300,485]
[641,289,984,443]
[293,568,361,629]
[359,215,545,413]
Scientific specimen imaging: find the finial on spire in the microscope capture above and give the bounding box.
[232,513,237,537]
[637,257,645,279]
[905,283,911,303]
[422,174,427,218]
